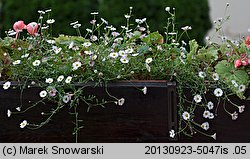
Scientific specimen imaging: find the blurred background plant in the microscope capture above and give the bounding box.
[0,0,211,44]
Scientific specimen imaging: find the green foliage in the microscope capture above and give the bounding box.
[0,0,211,44]
[99,0,212,44]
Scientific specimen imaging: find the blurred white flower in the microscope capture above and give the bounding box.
[65,76,72,84]
[193,94,202,103]
[72,61,82,71]
[13,60,21,65]
[57,75,64,82]
[214,88,223,97]
[231,111,238,120]
[20,120,28,128]
[73,24,81,29]
[63,95,71,103]
[182,111,190,120]
[181,26,192,31]
[52,46,62,54]
[201,122,209,130]
[145,58,153,64]
[118,98,125,106]
[90,35,98,41]
[211,133,216,140]
[142,87,147,95]
[169,129,175,138]
[46,40,56,44]
[203,110,210,118]
[207,101,214,110]
[165,7,170,12]
[120,57,129,64]
[7,110,11,117]
[198,71,206,78]
[239,105,245,113]
[32,60,41,66]
[3,81,11,90]
[212,73,219,81]
[39,90,47,98]
[46,19,55,24]
[238,84,246,92]
[84,50,93,55]
[45,78,53,84]
[82,42,92,47]
[109,52,119,59]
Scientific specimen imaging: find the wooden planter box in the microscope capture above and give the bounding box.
[0,81,177,143]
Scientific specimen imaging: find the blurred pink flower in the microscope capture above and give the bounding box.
[244,35,250,48]
[13,20,26,39]
[26,22,39,36]
[234,59,242,68]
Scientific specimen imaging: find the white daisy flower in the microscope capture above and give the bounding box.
[203,110,210,118]
[82,42,92,47]
[198,71,206,78]
[16,107,21,111]
[73,24,81,29]
[46,19,55,24]
[201,122,209,130]
[208,112,215,119]
[117,98,125,106]
[90,12,99,15]
[119,50,127,57]
[238,84,246,92]
[32,60,41,66]
[109,52,119,59]
[90,35,98,41]
[65,76,72,84]
[193,94,202,103]
[120,57,129,64]
[72,61,82,71]
[63,95,71,103]
[7,110,11,117]
[231,111,238,120]
[20,120,28,128]
[21,53,29,58]
[13,60,21,65]
[57,75,64,82]
[169,129,175,138]
[145,58,153,64]
[124,14,131,19]
[45,78,53,84]
[182,111,190,120]
[142,87,147,95]
[52,46,62,54]
[46,40,56,44]
[181,26,192,31]
[212,73,219,81]
[239,105,245,113]
[84,50,93,55]
[39,90,47,98]
[3,81,11,90]
[125,48,134,54]
[207,101,214,110]
[214,88,223,97]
